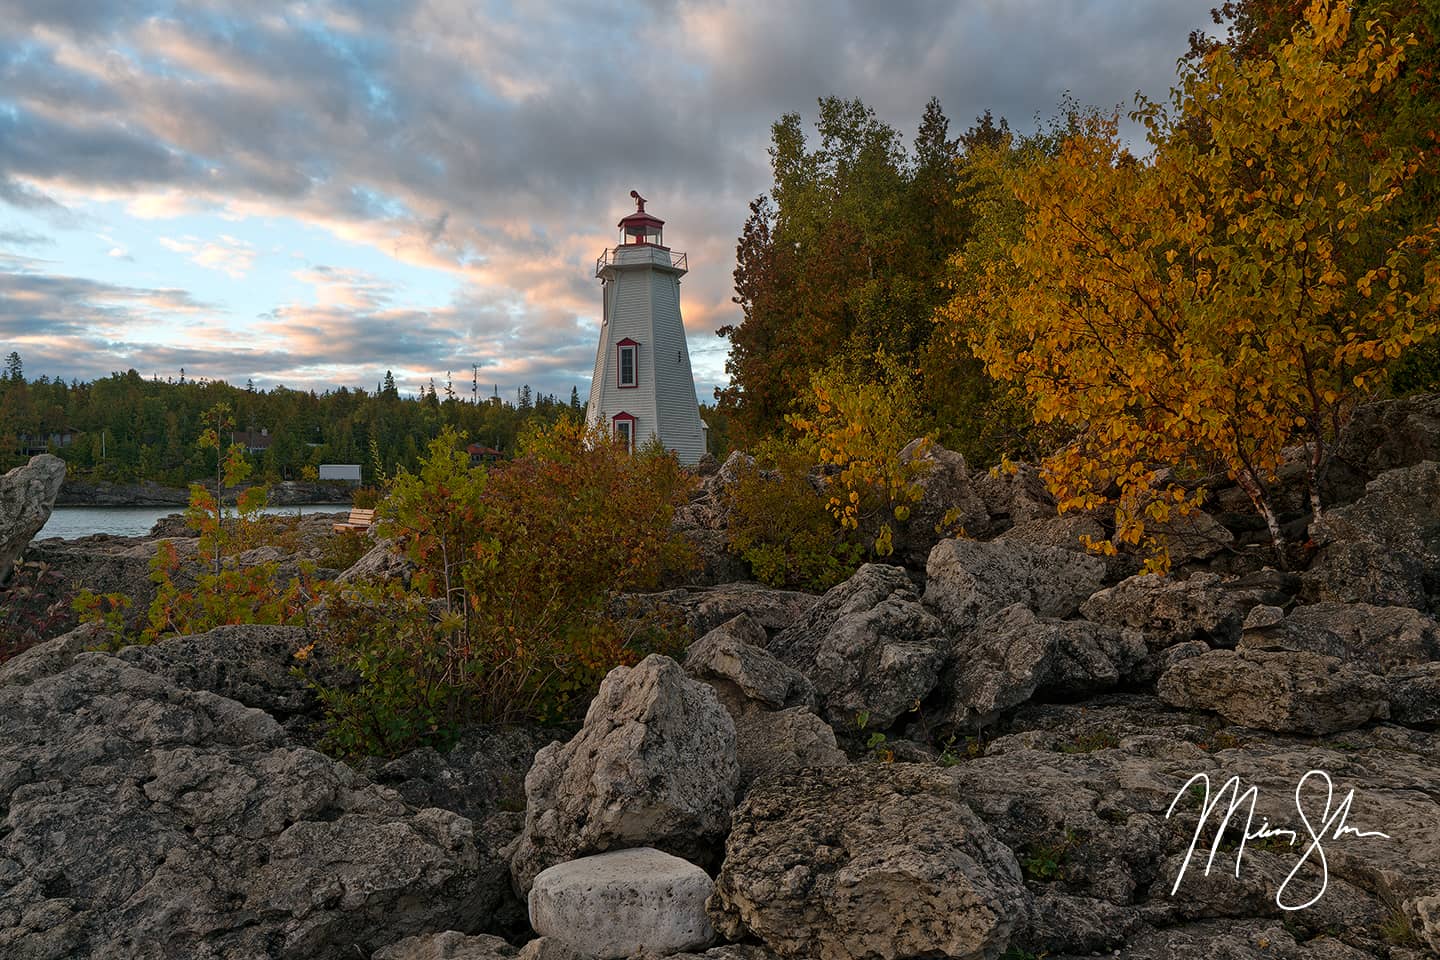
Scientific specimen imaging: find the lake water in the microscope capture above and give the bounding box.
[36,504,351,541]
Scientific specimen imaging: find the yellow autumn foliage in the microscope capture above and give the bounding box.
[787,352,929,557]
[946,0,1440,567]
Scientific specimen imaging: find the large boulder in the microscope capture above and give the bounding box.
[1240,602,1440,672]
[1156,648,1389,735]
[767,564,946,729]
[1080,571,1296,650]
[972,460,1056,528]
[941,603,1148,727]
[924,538,1107,635]
[728,706,847,789]
[684,615,845,789]
[0,654,507,960]
[683,614,814,712]
[108,624,332,741]
[0,620,111,687]
[0,454,66,584]
[529,848,715,958]
[335,538,416,586]
[509,655,739,894]
[709,763,1028,960]
[894,439,988,565]
[1327,392,1440,500]
[1305,461,1440,610]
[1149,508,1236,567]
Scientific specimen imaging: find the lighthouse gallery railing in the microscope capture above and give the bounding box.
[595,246,687,277]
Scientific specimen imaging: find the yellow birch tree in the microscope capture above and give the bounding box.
[948,0,1440,566]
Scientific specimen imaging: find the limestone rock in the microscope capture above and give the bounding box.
[1308,460,1440,609]
[731,706,847,789]
[616,583,817,642]
[1240,602,1440,671]
[0,454,66,584]
[973,460,1056,527]
[356,724,557,825]
[944,711,1440,953]
[509,655,738,894]
[894,439,988,564]
[995,513,1107,553]
[942,603,1148,726]
[767,564,945,728]
[1301,539,1428,609]
[709,763,1028,960]
[1157,648,1388,734]
[1150,508,1235,566]
[924,538,1107,634]
[336,537,416,586]
[683,613,814,712]
[1387,664,1440,727]
[110,624,333,740]
[0,655,507,960]
[1080,920,1377,959]
[529,848,715,958]
[0,620,110,687]
[1080,571,1295,649]
[1328,392,1440,500]
[373,932,517,959]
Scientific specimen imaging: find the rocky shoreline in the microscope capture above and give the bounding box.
[1,394,1439,959]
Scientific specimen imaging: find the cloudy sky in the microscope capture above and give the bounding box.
[0,0,1219,402]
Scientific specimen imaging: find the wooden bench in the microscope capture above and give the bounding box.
[332,508,376,533]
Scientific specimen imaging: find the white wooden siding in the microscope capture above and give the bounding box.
[584,254,705,465]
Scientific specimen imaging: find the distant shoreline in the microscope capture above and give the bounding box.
[56,479,356,508]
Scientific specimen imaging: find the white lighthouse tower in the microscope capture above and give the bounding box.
[585,191,707,465]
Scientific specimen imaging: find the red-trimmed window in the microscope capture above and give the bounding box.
[617,338,639,388]
[612,411,635,451]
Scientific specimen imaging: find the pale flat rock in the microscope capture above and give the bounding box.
[529,848,714,958]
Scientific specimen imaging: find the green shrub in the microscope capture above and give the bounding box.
[311,421,695,758]
[725,441,865,591]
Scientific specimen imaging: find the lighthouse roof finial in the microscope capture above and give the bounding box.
[630,190,646,213]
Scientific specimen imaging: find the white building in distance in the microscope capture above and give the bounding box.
[584,191,707,465]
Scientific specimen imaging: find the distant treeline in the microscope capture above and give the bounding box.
[0,354,729,484]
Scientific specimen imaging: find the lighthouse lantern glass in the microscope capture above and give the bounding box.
[623,223,662,245]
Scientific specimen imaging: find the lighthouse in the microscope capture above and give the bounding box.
[585,191,707,465]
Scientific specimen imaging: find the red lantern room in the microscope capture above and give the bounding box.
[618,190,665,247]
